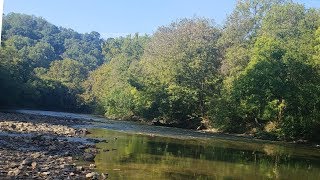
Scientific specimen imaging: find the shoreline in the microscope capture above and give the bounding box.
[7,109,320,147]
[0,112,107,179]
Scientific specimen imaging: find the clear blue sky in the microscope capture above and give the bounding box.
[3,0,320,38]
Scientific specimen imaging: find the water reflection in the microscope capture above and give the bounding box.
[89,129,320,180]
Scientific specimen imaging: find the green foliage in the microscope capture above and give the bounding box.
[82,35,149,118]
[37,59,88,88]
[1,3,320,142]
[129,18,221,127]
[62,32,104,69]
[0,46,24,107]
[214,35,320,140]
[210,1,320,141]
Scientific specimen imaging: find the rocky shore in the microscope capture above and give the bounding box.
[0,112,107,179]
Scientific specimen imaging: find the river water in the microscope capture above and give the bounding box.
[15,110,320,179]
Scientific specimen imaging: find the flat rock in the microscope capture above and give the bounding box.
[86,172,99,179]
[7,168,20,176]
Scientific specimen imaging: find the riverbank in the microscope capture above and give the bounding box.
[0,112,107,179]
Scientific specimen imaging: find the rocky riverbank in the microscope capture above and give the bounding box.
[0,112,107,179]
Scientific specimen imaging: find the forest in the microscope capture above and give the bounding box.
[1,0,319,142]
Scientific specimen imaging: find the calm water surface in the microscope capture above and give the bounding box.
[15,110,320,179]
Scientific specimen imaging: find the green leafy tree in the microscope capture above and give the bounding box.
[39,59,88,89]
[132,18,221,127]
[82,34,149,118]
[215,36,320,140]
[219,0,288,77]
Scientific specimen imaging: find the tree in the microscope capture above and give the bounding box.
[0,45,24,107]
[132,18,221,127]
[28,41,56,68]
[62,32,104,69]
[36,59,88,89]
[219,0,289,78]
[215,35,320,140]
[82,34,149,118]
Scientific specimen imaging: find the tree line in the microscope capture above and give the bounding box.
[1,0,319,141]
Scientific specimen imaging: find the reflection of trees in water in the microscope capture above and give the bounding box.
[92,129,320,179]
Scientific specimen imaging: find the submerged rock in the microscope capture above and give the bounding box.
[83,153,95,162]
[101,173,108,180]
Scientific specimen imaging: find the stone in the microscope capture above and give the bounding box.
[83,153,95,162]
[31,152,41,159]
[42,172,50,176]
[86,172,99,179]
[78,145,86,149]
[21,158,32,166]
[60,164,75,171]
[9,162,19,168]
[101,173,108,180]
[64,151,70,156]
[76,166,83,172]
[31,162,37,169]
[89,164,96,168]
[7,168,20,176]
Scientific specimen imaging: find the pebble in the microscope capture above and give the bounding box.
[76,166,84,172]
[31,152,41,159]
[31,162,37,169]
[21,158,32,166]
[86,172,99,179]
[0,112,105,179]
[101,173,108,180]
[7,169,20,176]
[42,172,51,176]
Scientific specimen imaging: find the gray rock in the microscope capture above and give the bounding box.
[21,158,32,166]
[60,164,75,171]
[83,153,95,162]
[78,145,86,149]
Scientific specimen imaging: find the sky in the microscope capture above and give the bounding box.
[3,0,320,38]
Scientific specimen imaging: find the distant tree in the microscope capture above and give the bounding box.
[62,32,104,69]
[37,59,88,90]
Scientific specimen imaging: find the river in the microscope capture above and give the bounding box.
[15,110,320,179]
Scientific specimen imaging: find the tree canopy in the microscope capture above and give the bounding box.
[1,1,320,141]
